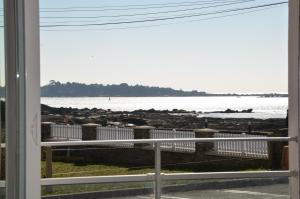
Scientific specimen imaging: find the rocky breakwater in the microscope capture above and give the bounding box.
[41,104,287,132]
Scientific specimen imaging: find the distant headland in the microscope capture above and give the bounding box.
[39,80,288,97]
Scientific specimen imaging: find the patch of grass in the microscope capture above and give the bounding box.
[41,161,156,178]
[41,160,267,196]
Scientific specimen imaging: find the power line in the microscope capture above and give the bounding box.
[39,0,248,11]
[40,2,288,28]
[40,5,284,32]
[0,0,253,12]
[41,0,254,15]
[40,0,255,21]
[39,0,243,10]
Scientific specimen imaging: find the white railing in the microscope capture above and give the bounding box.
[39,137,293,199]
[51,124,82,140]
[213,132,268,159]
[49,125,272,158]
[96,126,134,148]
[150,129,195,153]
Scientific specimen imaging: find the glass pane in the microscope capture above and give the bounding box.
[42,182,154,198]
[40,0,288,198]
[162,178,289,199]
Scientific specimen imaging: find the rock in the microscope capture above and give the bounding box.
[125,123,136,127]
[224,109,238,113]
[107,121,122,127]
[241,109,253,113]
[122,118,147,126]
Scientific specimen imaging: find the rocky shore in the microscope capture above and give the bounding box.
[41,104,288,133]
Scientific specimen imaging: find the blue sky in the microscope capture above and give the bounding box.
[2,0,289,93]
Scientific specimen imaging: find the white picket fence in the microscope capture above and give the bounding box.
[213,132,269,159]
[50,125,269,158]
[96,127,134,148]
[150,129,195,153]
[51,124,82,140]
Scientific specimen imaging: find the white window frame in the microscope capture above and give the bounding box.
[2,0,300,198]
[4,0,41,198]
[289,0,300,198]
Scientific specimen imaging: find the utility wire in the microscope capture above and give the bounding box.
[39,0,246,10]
[40,2,288,28]
[39,0,250,12]
[40,4,284,32]
[0,2,286,29]
[40,0,255,21]
[0,0,252,12]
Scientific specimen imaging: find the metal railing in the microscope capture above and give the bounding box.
[150,129,195,153]
[213,132,268,159]
[51,124,82,140]
[96,126,134,148]
[49,125,273,158]
[38,137,293,199]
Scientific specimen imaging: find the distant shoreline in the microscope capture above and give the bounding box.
[41,95,288,98]
[40,81,288,98]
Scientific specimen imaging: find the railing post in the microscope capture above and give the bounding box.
[45,147,53,178]
[82,123,100,140]
[45,146,53,192]
[154,142,161,199]
[194,129,217,156]
[241,133,246,156]
[133,126,154,148]
[172,129,176,151]
[41,122,54,142]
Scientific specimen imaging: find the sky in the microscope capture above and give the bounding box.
[1,0,289,93]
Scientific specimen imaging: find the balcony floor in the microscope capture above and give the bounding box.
[119,183,288,199]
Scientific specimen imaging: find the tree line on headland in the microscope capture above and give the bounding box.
[41,80,208,97]
[0,80,288,97]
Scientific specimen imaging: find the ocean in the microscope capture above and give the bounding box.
[41,96,288,119]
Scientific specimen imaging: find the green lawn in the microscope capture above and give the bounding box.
[41,161,156,178]
[41,161,162,196]
[41,161,266,196]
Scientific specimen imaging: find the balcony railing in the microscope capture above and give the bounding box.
[0,137,293,198]
[42,137,292,199]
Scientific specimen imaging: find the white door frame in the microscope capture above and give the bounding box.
[1,0,300,198]
[289,0,300,198]
[4,0,41,198]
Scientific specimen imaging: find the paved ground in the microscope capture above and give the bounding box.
[119,184,289,199]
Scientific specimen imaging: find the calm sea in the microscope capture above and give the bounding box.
[41,96,288,119]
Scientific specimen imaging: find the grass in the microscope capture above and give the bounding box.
[41,161,156,178]
[41,161,176,196]
[41,160,267,196]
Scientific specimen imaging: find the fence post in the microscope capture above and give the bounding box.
[133,126,154,148]
[154,143,161,199]
[267,129,288,169]
[82,123,100,140]
[194,129,217,156]
[45,146,53,192]
[45,147,52,178]
[282,145,289,170]
[41,122,54,142]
